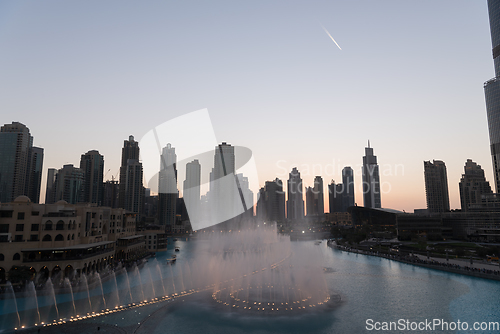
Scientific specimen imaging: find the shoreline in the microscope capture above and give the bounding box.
[327,241,500,282]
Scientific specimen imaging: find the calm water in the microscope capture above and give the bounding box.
[2,238,500,333]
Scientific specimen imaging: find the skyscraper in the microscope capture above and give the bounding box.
[27,146,44,203]
[118,135,140,209]
[485,0,500,192]
[341,166,355,210]
[306,176,324,216]
[0,122,43,203]
[54,164,85,204]
[45,168,58,204]
[424,160,450,213]
[183,159,201,222]
[209,142,238,224]
[362,142,381,208]
[158,143,177,229]
[258,178,285,222]
[80,150,104,205]
[118,136,143,217]
[328,180,343,213]
[286,167,304,220]
[459,159,492,212]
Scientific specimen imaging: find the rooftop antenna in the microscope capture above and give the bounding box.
[368,139,370,148]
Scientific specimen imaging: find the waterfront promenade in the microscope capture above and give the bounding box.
[328,241,500,281]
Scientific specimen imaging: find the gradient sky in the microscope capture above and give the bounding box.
[0,0,494,212]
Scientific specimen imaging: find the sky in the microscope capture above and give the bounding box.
[0,0,494,213]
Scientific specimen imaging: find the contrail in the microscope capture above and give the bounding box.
[321,25,342,50]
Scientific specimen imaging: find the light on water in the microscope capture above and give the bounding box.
[1,225,500,333]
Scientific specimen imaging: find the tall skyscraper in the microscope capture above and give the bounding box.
[306,176,324,216]
[0,122,43,203]
[286,167,304,220]
[459,159,492,212]
[236,173,254,218]
[183,159,201,222]
[158,143,177,229]
[80,150,104,205]
[362,141,381,208]
[313,176,324,215]
[118,136,143,217]
[342,166,355,210]
[424,160,450,213]
[54,164,85,204]
[45,168,58,204]
[27,146,44,203]
[485,0,500,192]
[328,180,343,213]
[118,135,140,209]
[209,142,238,224]
[259,178,285,222]
[305,186,315,216]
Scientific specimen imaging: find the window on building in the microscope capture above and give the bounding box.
[31,224,39,231]
[0,254,4,261]
[0,210,13,218]
[31,211,39,216]
[0,224,8,233]
[0,235,7,242]
[30,235,39,242]
[42,234,51,241]
[56,221,64,230]
[55,234,64,241]
[15,224,24,232]
[45,222,52,230]
[14,235,23,242]
[17,212,25,220]
[13,253,20,261]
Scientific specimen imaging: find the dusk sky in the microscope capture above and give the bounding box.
[0,0,494,212]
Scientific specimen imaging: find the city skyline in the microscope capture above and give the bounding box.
[0,1,494,212]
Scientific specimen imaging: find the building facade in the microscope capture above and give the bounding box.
[362,142,381,208]
[484,0,500,193]
[0,122,44,204]
[80,150,104,205]
[183,159,201,223]
[424,160,450,213]
[158,143,178,231]
[459,159,492,212]
[286,167,304,220]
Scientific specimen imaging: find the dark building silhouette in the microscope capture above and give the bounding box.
[80,150,104,205]
[286,167,304,220]
[53,164,85,204]
[459,159,492,212]
[362,142,381,208]
[256,178,285,222]
[118,136,144,219]
[0,122,43,203]
[424,160,450,213]
[158,143,177,231]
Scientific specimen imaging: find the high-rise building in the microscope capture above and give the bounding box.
[0,122,44,203]
[341,167,355,210]
[313,176,324,215]
[27,146,44,203]
[259,178,285,222]
[103,180,119,208]
[286,167,304,220]
[306,186,315,216]
[459,159,493,212]
[209,142,238,224]
[485,0,500,192]
[158,143,177,230]
[54,164,85,204]
[328,180,343,213]
[45,168,58,204]
[118,136,143,217]
[236,173,254,218]
[424,160,450,213]
[118,135,140,209]
[80,150,104,205]
[362,141,381,208]
[183,159,201,222]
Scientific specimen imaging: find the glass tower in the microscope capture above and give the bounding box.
[485,0,500,192]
